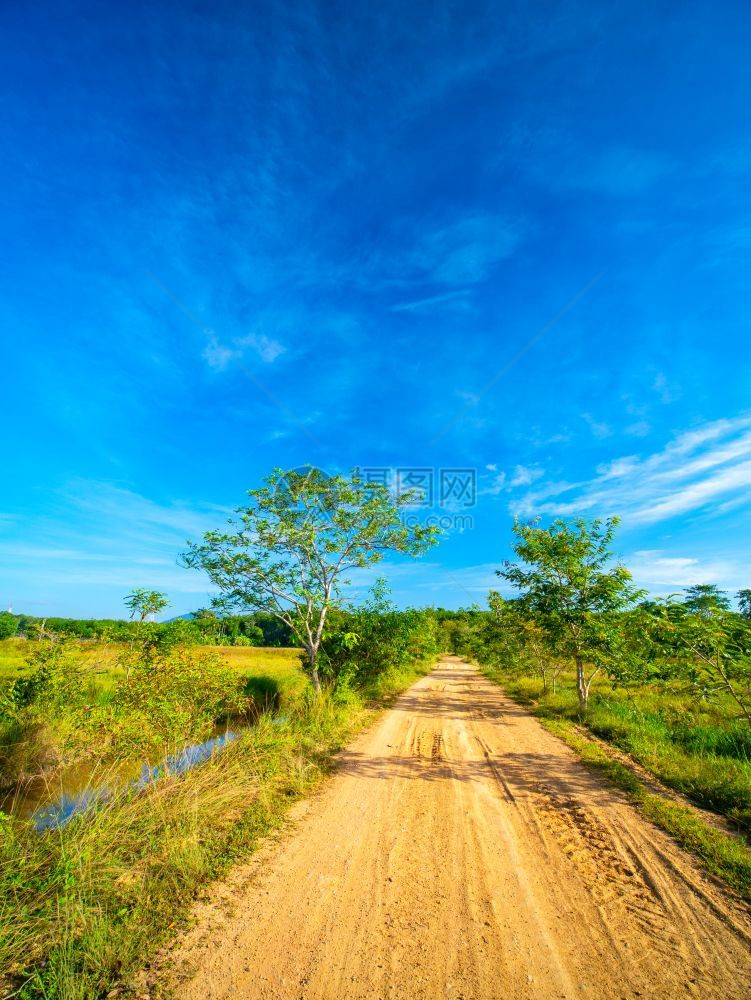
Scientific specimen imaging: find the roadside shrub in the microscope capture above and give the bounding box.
[2,634,86,719]
[112,643,248,752]
[0,611,17,640]
[321,586,440,689]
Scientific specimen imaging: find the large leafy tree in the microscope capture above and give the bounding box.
[498,516,642,712]
[183,468,439,691]
[0,612,17,640]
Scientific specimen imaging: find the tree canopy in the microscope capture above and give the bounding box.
[183,467,439,690]
[498,516,642,711]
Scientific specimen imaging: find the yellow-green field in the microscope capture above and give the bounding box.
[0,638,306,699]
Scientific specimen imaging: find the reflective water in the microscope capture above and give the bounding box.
[5,728,239,831]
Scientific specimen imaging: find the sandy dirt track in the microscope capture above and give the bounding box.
[163,658,751,999]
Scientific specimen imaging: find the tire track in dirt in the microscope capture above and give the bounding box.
[154,659,751,1000]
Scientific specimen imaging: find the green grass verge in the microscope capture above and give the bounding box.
[0,659,432,999]
[481,667,751,903]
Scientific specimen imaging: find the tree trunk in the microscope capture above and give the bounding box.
[307,646,322,695]
[575,655,587,714]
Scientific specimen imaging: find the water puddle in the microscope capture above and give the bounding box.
[3,727,240,831]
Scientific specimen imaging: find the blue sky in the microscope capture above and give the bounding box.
[2,0,751,617]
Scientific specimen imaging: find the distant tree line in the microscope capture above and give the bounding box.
[0,609,296,646]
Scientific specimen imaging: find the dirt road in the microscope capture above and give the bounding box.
[164,659,751,999]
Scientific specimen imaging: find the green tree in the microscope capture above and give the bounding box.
[655,600,751,726]
[124,588,170,623]
[683,584,730,617]
[737,589,751,620]
[498,517,642,713]
[0,612,17,640]
[4,629,86,716]
[183,468,439,692]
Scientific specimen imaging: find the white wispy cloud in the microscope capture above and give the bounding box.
[478,472,507,496]
[0,482,231,610]
[533,143,673,198]
[411,213,523,286]
[203,332,286,370]
[625,550,747,594]
[510,465,544,487]
[582,412,613,439]
[654,372,680,404]
[514,413,751,524]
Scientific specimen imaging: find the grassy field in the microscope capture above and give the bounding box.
[0,640,307,790]
[0,638,305,689]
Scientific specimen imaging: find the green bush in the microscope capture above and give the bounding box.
[2,635,86,718]
[112,643,248,752]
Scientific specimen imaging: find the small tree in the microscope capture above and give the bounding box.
[488,591,564,692]
[737,589,751,620]
[124,589,170,623]
[655,601,751,726]
[0,612,17,640]
[183,468,439,692]
[682,584,730,617]
[498,517,642,713]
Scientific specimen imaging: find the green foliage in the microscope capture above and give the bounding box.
[737,589,751,620]
[111,632,247,751]
[651,600,751,725]
[3,611,295,647]
[0,611,17,640]
[437,608,487,658]
[320,582,440,694]
[498,516,643,711]
[184,467,439,690]
[488,591,566,693]
[123,588,170,623]
[2,633,86,719]
[682,583,730,616]
[0,632,433,997]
